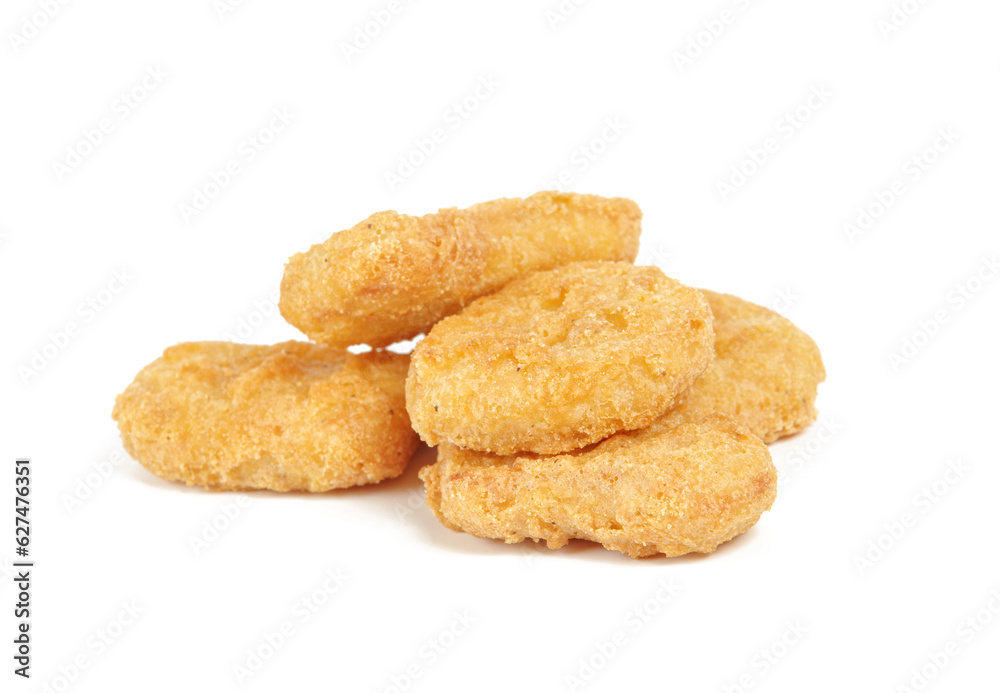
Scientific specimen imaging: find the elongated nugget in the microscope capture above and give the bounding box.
[673,290,826,443]
[112,341,418,491]
[419,413,777,559]
[279,191,642,347]
[406,261,715,455]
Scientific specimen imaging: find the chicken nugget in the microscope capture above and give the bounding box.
[279,191,641,348]
[673,290,826,443]
[406,261,715,455]
[112,341,418,491]
[419,413,777,559]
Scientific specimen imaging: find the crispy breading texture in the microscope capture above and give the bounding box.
[672,290,826,443]
[406,261,715,455]
[111,341,418,491]
[279,191,642,347]
[419,413,777,559]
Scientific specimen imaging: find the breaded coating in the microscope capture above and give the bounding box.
[673,290,826,443]
[279,191,642,347]
[419,413,777,559]
[112,341,418,491]
[407,261,715,455]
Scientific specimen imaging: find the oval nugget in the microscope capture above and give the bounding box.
[112,341,418,491]
[279,191,641,347]
[673,290,826,443]
[406,261,715,455]
[419,413,777,559]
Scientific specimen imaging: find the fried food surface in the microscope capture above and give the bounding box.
[673,290,826,443]
[279,191,642,348]
[419,413,777,559]
[112,341,418,491]
[406,261,715,455]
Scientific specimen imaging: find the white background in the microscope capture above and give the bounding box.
[2,1,999,691]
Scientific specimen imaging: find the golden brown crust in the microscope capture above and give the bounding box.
[279,191,642,347]
[419,413,777,559]
[406,261,715,455]
[111,341,418,491]
[673,290,826,443]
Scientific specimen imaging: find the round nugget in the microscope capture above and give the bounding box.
[673,290,826,443]
[420,413,777,559]
[112,341,418,491]
[279,191,641,348]
[406,261,715,455]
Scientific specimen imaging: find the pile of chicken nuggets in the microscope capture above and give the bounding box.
[113,191,825,559]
